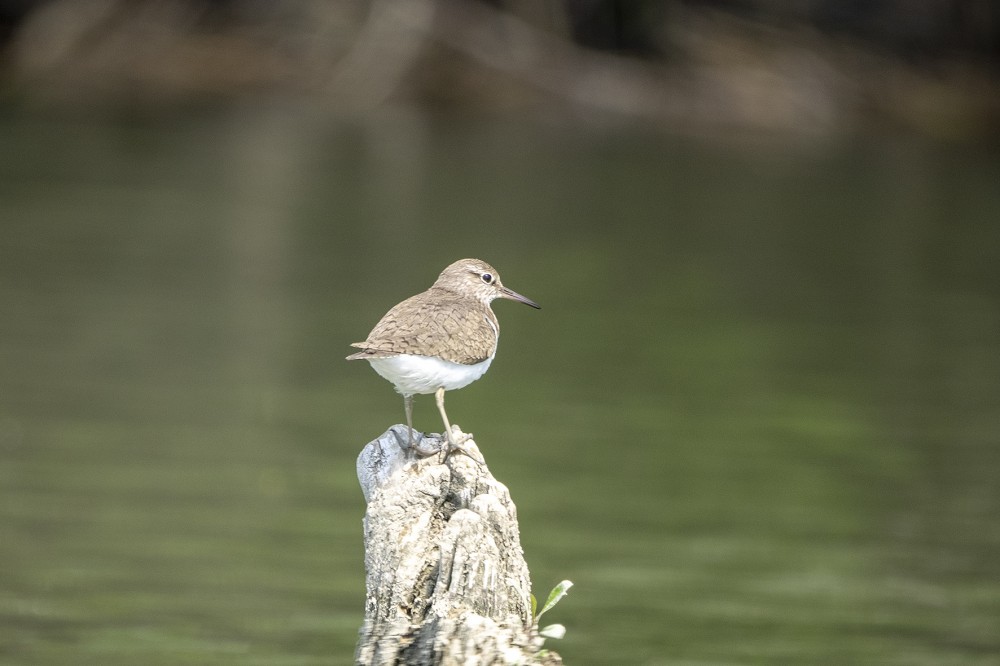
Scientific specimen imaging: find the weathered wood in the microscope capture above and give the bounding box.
[355,425,562,665]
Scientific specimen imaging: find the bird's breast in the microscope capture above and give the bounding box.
[368,354,494,396]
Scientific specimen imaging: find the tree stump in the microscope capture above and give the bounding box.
[355,424,562,665]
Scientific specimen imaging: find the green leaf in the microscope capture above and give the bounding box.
[536,580,573,621]
[530,593,537,619]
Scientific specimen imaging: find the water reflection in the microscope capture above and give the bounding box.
[1,110,998,664]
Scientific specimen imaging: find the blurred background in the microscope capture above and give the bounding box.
[1,1,998,664]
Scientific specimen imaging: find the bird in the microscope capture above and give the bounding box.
[346,258,540,453]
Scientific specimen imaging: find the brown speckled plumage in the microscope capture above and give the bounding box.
[347,288,499,365]
[346,259,537,365]
[346,258,539,448]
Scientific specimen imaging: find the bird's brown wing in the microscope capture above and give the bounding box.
[345,289,496,365]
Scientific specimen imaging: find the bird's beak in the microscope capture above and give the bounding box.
[500,286,541,309]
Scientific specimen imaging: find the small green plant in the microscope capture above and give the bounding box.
[531,579,573,642]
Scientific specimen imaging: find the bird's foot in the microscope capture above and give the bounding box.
[438,425,484,464]
[392,424,482,464]
[446,425,472,448]
[389,425,440,458]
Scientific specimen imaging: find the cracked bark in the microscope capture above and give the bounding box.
[355,425,562,665]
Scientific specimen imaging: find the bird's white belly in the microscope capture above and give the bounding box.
[368,354,494,396]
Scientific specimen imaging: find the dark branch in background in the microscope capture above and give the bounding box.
[3,0,996,141]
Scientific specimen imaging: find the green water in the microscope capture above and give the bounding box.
[1,110,998,665]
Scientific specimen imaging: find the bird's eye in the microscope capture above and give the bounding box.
[481,273,494,284]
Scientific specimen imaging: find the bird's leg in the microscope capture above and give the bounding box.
[435,387,471,459]
[403,394,414,447]
[399,393,440,457]
[434,387,453,443]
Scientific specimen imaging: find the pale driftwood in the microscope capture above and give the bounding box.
[355,425,562,665]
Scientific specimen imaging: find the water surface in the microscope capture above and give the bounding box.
[1,110,998,664]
